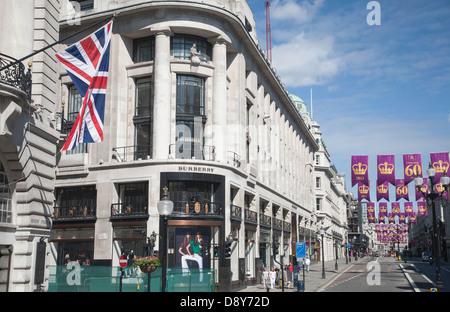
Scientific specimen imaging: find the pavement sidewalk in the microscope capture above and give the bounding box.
[239,256,372,292]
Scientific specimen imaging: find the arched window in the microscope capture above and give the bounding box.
[0,162,11,224]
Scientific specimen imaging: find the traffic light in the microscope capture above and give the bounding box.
[224,241,232,258]
[273,242,279,255]
[213,245,219,258]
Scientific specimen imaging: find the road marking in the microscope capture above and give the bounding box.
[399,264,420,292]
[410,263,435,287]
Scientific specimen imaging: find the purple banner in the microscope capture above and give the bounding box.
[351,155,369,187]
[395,179,409,201]
[378,202,388,219]
[388,213,396,223]
[367,202,375,223]
[377,155,395,185]
[404,202,414,217]
[376,180,390,201]
[408,212,417,224]
[435,182,449,200]
[417,201,427,217]
[358,182,371,202]
[391,202,401,217]
[398,213,406,224]
[430,152,450,181]
[403,154,422,184]
[415,178,428,201]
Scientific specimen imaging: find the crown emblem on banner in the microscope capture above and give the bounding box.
[352,162,368,175]
[435,183,445,193]
[432,160,449,173]
[358,184,369,194]
[378,162,394,174]
[377,184,388,193]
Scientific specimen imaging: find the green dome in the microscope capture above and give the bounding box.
[289,94,308,114]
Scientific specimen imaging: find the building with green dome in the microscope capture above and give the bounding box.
[289,94,309,115]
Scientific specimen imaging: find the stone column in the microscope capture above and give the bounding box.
[152,27,172,160]
[210,37,228,163]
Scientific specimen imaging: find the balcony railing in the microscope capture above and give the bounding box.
[0,53,32,102]
[283,221,291,232]
[244,208,258,225]
[260,214,272,228]
[169,144,215,161]
[272,218,283,231]
[230,204,242,221]
[112,145,152,162]
[172,200,223,216]
[53,205,96,222]
[110,203,149,221]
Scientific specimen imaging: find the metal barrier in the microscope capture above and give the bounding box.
[48,265,216,292]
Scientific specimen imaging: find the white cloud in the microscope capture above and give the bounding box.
[272,32,340,86]
[271,0,324,24]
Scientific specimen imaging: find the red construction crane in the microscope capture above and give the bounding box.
[265,1,272,63]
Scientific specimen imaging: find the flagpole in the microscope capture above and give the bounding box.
[0,13,117,72]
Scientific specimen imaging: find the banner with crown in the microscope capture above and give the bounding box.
[378,202,388,221]
[430,152,450,181]
[415,178,428,201]
[403,154,422,184]
[358,182,370,201]
[377,155,395,185]
[404,202,414,217]
[434,182,449,200]
[351,155,369,187]
[367,202,376,223]
[376,180,389,201]
[417,201,427,217]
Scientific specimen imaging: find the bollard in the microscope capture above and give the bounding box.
[297,280,305,292]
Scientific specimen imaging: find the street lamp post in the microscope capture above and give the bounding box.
[320,229,325,279]
[335,240,338,271]
[414,164,449,291]
[157,186,174,292]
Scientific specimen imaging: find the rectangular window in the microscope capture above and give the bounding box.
[54,186,97,220]
[134,78,152,159]
[119,182,148,207]
[0,162,11,224]
[176,75,205,116]
[316,198,322,211]
[66,85,87,154]
[316,177,321,188]
[175,75,207,160]
[133,36,155,63]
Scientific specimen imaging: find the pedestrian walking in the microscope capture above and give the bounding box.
[262,268,269,290]
[305,257,310,272]
[269,267,276,289]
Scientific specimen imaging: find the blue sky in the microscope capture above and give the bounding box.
[247,0,450,199]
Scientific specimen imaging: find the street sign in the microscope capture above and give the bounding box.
[296,242,306,259]
[347,243,351,249]
[119,254,127,268]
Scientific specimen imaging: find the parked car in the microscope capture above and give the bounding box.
[422,252,431,261]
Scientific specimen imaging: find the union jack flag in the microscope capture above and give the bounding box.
[56,21,113,151]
